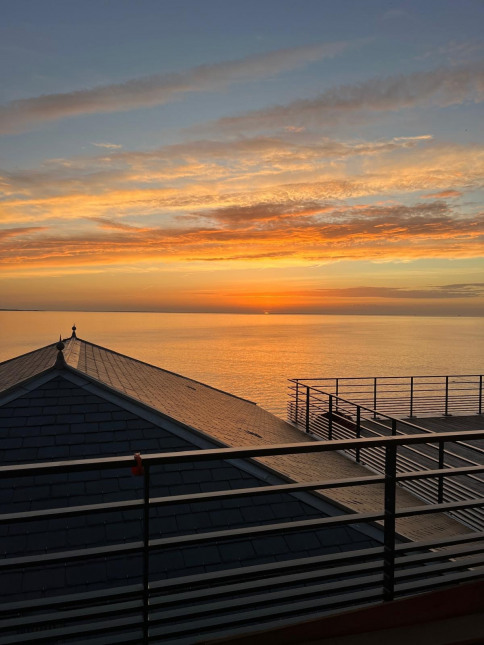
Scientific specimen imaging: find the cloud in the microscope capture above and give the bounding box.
[315,284,484,299]
[393,135,433,142]
[419,40,484,65]
[0,226,47,240]
[87,217,150,231]
[206,63,484,133]
[195,200,330,226]
[1,200,482,270]
[0,132,440,205]
[422,189,462,199]
[0,41,352,134]
[91,142,123,149]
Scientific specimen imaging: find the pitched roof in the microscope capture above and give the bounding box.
[0,334,469,541]
[1,370,378,607]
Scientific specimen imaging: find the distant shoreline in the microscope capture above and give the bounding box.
[0,309,482,318]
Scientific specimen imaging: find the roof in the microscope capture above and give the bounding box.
[1,366,378,607]
[0,333,469,541]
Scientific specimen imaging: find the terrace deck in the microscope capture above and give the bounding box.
[280,413,482,542]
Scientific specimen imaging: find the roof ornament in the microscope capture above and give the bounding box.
[71,324,77,339]
[55,335,66,368]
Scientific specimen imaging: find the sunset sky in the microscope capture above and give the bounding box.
[1,0,483,315]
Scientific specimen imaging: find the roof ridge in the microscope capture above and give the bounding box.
[74,337,256,405]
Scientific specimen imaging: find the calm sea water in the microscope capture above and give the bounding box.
[1,311,482,418]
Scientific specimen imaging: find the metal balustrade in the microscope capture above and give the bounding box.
[288,382,484,530]
[1,431,484,644]
[288,374,484,419]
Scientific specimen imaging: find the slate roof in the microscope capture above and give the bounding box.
[1,347,379,606]
[0,334,468,542]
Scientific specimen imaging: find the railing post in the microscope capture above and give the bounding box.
[373,378,377,419]
[328,395,333,440]
[383,443,397,602]
[335,379,339,413]
[391,418,397,436]
[445,376,449,416]
[143,463,151,644]
[409,377,414,418]
[355,406,361,463]
[438,440,445,504]
[295,380,299,424]
[479,375,482,415]
[305,386,310,433]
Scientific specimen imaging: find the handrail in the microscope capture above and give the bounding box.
[287,381,484,530]
[2,431,484,478]
[288,374,484,418]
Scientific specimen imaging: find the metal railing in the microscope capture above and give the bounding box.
[1,431,484,644]
[288,384,484,530]
[288,374,484,419]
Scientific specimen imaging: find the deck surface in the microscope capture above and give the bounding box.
[268,414,483,543]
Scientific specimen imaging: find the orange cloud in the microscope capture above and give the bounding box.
[1,201,482,274]
[422,190,462,199]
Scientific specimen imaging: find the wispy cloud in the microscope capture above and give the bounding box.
[422,189,462,199]
[206,63,484,133]
[315,284,484,299]
[0,41,353,134]
[0,226,48,240]
[91,142,123,149]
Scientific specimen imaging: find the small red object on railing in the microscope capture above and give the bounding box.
[131,452,144,476]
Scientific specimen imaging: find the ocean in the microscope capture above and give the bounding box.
[0,311,482,418]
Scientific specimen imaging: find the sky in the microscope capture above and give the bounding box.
[0,0,483,315]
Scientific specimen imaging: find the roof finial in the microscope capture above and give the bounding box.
[55,335,66,368]
[71,324,77,339]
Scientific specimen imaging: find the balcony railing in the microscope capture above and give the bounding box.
[288,380,484,531]
[1,431,484,644]
[288,374,484,419]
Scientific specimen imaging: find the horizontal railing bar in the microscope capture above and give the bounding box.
[0,614,140,645]
[149,545,383,592]
[0,475,386,526]
[394,497,484,519]
[0,583,143,616]
[0,540,143,570]
[0,512,384,571]
[147,588,384,640]
[150,559,384,610]
[148,511,384,551]
[395,542,484,567]
[0,499,144,525]
[289,374,483,382]
[395,566,484,596]
[0,598,142,631]
[2,431,483,478]
[396,464,484,482]
[149,573,384,626]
